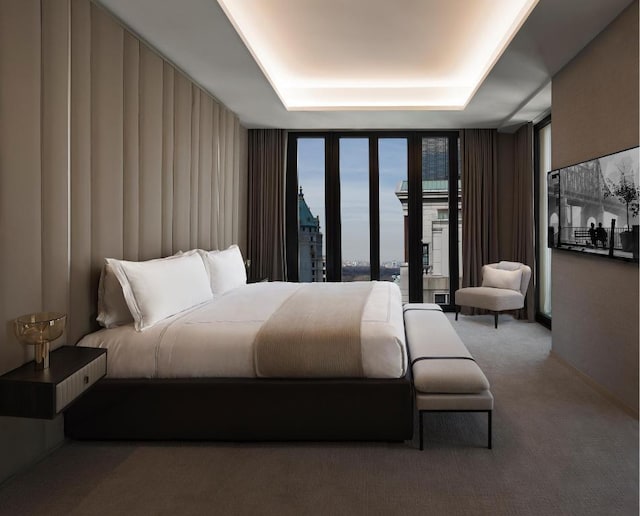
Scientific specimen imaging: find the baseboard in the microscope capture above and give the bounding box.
[550,351,639,419]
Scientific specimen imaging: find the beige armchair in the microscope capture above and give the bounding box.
[454,261,531,328]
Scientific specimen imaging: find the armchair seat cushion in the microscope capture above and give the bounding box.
[455,286,524,312]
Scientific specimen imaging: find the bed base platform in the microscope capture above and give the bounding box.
[64,377,414,442]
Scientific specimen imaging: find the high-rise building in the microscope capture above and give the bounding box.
[422,137,449,181]
[395,179,462,304]
[298,188,325,282]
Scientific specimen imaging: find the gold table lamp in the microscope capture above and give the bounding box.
[14,312,66,370]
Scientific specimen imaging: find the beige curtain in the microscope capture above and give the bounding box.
[461,129,500,301]
[511,123,535,321]
[247,129,287,281]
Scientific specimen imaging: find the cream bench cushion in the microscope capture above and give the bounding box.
[403,303,493,449]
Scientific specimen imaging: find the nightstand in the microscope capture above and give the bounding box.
[0,346,106,419]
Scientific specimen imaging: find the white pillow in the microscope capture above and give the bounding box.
[482,267,522,292]
[96,263,134,328]
[107,252,213,331]
[96,250,191,328]
[199,245,247,295]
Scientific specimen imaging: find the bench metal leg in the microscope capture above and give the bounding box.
[494,312,498,329]
[419,411,424,451]
[488,410,492,449]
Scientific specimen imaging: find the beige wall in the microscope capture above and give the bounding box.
[0,0,247,484]
[551,1,639,413]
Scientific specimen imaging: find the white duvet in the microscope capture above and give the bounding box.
[77,281,407,379]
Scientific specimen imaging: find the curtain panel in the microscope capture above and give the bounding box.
[247,129,287,282]
[461,129,500,310]
[510,123,535,321]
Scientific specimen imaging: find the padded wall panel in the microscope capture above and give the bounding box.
[190,87,201,249]
[122,32,140,261]
[41,0,70,327]
[3,0,247,349]
[90,5,124,294]
[161,62,175,257]
[0,2,66,487]
[69,0,93,344]
[211,103,221,248]
[139,46,164,260]
[224,109,236,247]
[218,108,228,248]
[172,71,192,253]
[0,0,42,369]
[198,94,213,250]
[232,117,241,244]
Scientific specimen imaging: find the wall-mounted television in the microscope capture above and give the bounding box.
[547,146,639,263]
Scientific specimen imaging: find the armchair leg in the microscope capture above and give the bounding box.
[455,305,459,321]
[494,312,498,329]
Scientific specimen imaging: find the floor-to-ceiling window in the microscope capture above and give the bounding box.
[378,138,407,287]
[296,138,326,282]
[339,138,370,281]
[286,131,459,307]
[419,135,461,305]
[534,117,552,326]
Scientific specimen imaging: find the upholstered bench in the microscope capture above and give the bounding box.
[403,304,493,449]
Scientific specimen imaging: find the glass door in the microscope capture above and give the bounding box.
[379,138,408,300]
[286,131,447,304]
[339,138,370,281]
[535,119,552,326]
[419,134,460,308]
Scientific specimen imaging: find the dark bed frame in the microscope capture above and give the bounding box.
[65,376,414,442]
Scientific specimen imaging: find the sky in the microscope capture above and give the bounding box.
[297,138,406,263]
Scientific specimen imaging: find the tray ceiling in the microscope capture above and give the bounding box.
[95,0,634,129]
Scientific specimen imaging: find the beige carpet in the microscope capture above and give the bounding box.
[0,314,637,516]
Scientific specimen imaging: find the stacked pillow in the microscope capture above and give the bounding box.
[97,245,247,331]
[197,245,247,295]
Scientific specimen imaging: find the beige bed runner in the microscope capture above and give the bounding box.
[254,282,374,378]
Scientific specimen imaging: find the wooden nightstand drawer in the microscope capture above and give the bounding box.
[0,346,107,419]
[55,352,106,413]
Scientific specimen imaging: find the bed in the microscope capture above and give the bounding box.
[65,256,414,441]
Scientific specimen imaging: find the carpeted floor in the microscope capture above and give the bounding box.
[0,314,637,516]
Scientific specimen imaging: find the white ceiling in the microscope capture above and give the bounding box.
[216,0,538,110]
[96,0,633,130]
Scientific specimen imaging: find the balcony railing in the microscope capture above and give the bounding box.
[558,226,628,250]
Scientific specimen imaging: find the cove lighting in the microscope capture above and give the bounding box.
[217,0,539,111]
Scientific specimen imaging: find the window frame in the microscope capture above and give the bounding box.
[286,130,460,308]
[533,116,552,329]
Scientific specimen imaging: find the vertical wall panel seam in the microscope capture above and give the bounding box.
[88,0,93,324]
[137,43,142,258]
[121,28,126,260]
[39,0,45,310]
[172,70,177,253]
[66,0,72,337]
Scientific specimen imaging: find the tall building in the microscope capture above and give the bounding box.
[395,180,462,304]
[422,137,449,181]
[298,188,326,282]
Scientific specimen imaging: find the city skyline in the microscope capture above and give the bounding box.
[298,138,406,263]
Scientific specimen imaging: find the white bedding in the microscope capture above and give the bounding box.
[77,281,407,379]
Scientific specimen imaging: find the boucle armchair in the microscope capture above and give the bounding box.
[454,261,531,328]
